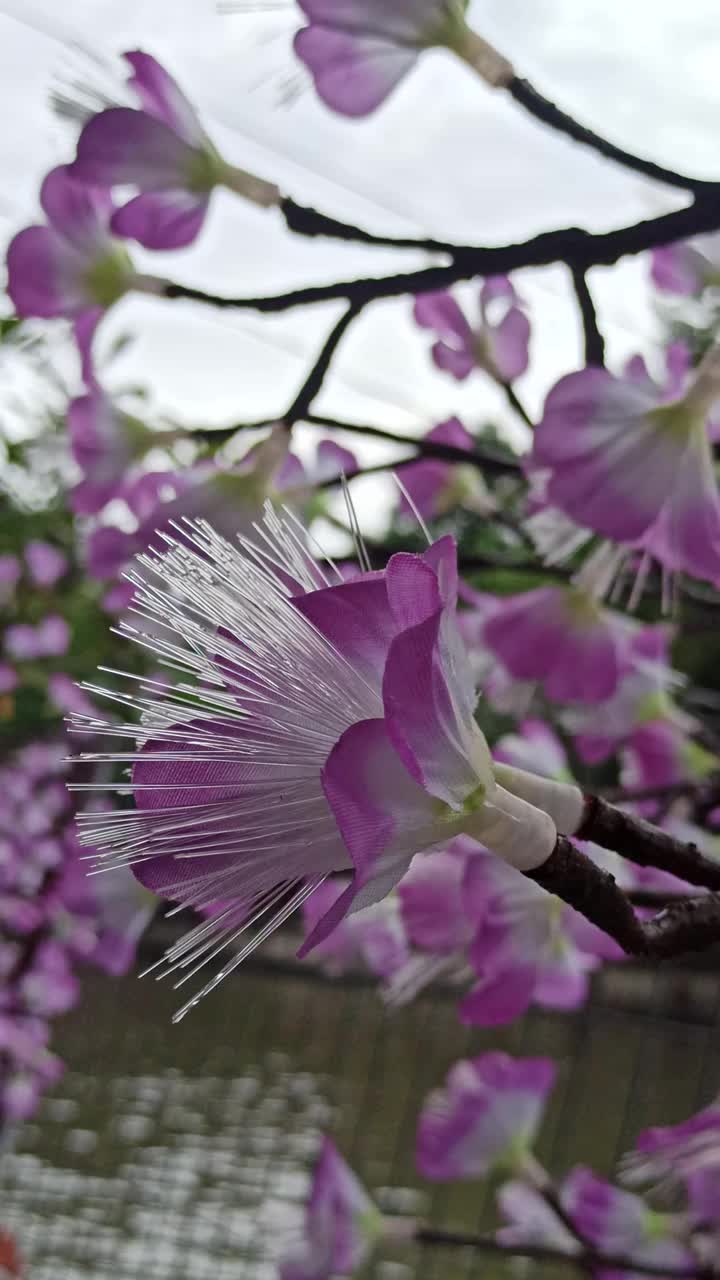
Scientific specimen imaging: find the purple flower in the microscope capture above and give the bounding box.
[416,1051,555,1180]
[71,51,279,249]
[68,385,153,514]
[301,878,409,979]
[85,429,297,578]
[280,1138,382,1280]
[294,0,512,117]
[414,279,530,384]
[531,354,720,587]
[6,166,152,382]
[483,585,634,705]
[460,854,596,1025]
[624,1102,720,1224]
[75,509,563,1015]
[621,720,717,811]
[396,418,493,520]
[4,616,70,661]
[564,1166,694,1279]
[652,233,720,296]
[23,540,69,589]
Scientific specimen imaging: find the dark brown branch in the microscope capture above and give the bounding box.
[529,837,720,965]
[280,197,458,254]
[284,300,366,426]
[578,795,720,892]
[528,836,648,954]
[415,1225,709,1278]
[508,77,715,194]
[501,381,533,427]
[570,264,606,366]
[162,200,720,314]
[305,413,521,476]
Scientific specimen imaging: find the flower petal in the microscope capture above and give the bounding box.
[6,226,88,318]
[40,165,113,248]
[124,50,205,146]
[533,369,683,541]
[292,575,397,692]
[414,291,473,344]
[460,966,536,1025]
[490,306,530,381]
[383,607,490,807]
[111,190,209,249]
[294,26,416,117]
[431,340,475,380]
[640,433,720,584]
[72,108,200,191]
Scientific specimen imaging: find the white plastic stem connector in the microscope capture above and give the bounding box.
[457,28,515,89]
[493,764,585,838]
[465,782,558,873]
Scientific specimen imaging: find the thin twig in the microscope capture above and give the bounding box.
[415,1225,709,1278]
[508,77,716,194]
[283,300,366,426]
[578,796,720,892]
[305,413,521,476]
[570,264,606,366]
[162,200,720,314]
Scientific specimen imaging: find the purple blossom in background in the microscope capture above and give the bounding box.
[71,51,279,249]
[396,418,493,520]
[301,878,409,979]
[564,1166,694,1278]
[461,853,597,1024]
[531,354,720,588]
[0,740,152,1125]
[5,166,154,382]
[623,340,694,403]
[414,279,530,384]
[416,1051,555,1180]
[280,1138,383,1280]
[85,428,322,578]
[23,541,68,589]
[68,385,153,515]
[483,585,634,705]
[652,233,720,295]
[624,1101,720,1223]
[293,0,502,118]
[4,616,71,661]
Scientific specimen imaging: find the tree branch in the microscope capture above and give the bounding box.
[161,199,720,314]
[305,413,521,476]
[577,795,720,892]
[415,1225,710,1278]
[570,264,606,366]
[508,76,716,194]
[280,197,458,254]
[529,836,720,966]
[283,300,366,426]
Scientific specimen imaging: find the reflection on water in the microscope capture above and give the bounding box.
[1,961,719,1279]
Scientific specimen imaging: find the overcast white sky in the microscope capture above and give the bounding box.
[0,0,717,520]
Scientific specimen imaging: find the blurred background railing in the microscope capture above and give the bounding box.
[2,941,719,1280]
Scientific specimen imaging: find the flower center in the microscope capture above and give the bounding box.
[83,246,133,307]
